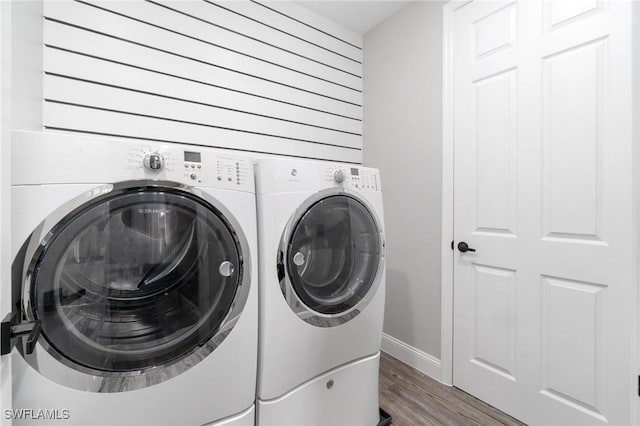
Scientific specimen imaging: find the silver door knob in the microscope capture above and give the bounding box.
[333,170,345,183]
[143,152,165,171]
[219,261,235,277]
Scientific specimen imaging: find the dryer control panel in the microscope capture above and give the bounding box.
[323,165,381,193]
[253,157,381,196]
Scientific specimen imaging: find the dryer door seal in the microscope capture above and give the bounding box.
[279,190,384,327]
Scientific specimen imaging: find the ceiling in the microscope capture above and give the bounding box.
[297,1,410,34]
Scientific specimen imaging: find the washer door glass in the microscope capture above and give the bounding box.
[29,189,241,372]
[286,195,381,315]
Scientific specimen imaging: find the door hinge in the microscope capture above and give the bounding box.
[1,312,41,356]
[451,240,454,250]
[638,375,640,397]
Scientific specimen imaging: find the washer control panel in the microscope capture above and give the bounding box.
[324,165,380,193]
[215,156,251,186]
[126,145,253,192]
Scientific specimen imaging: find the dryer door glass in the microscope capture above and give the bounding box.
[287,195,381,314]
[29,189,241,372]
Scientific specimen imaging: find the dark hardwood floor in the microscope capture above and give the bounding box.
[379,352,525,426]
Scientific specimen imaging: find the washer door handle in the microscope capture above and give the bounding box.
[219,261,235,277]
[293,252,306,266]
[1,312,41,355]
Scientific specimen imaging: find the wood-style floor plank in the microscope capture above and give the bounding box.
[379,352,525,426]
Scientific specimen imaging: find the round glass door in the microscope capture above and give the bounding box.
[25,185,246,375]
[283,194,382,320]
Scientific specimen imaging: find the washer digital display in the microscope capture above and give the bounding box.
[184,151,201,163]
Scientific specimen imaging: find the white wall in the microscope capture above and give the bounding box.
[363,1,444,369]
[635,1,640,421]
[1,2,44,418]
[0,1,11,421]
[11,1,42,132]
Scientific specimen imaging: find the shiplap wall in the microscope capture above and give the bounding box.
[42,0,363,163]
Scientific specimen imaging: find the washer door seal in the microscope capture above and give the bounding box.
[15,181,252,392]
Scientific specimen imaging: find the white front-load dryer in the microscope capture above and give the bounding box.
[4,131,258,425]
[254,158,386,426]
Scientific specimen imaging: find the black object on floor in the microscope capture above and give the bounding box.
[378,407,392,426]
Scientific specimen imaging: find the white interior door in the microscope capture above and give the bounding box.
[452,1,635,424]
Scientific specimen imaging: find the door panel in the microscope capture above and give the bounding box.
[452,1,634,424]
[474,69,517,236]
[474,2,516,60]
[545,0,599,30]
[540,276,606,418]
[471,264,517,380]
[542,39,605,241]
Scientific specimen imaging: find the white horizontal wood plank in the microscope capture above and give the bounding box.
[44,47,362,135]
[43,102,362,163]
[86,0,361,90]
[151,0,362,80]
[193,1,361,75]
[43,0,362,105]
[266,1,362,46]
[241,1,363,61]
[44,75,361,149]
[43,20,362,120]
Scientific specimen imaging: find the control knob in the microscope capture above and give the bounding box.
[143,152,165,171]
[333,169,345,184]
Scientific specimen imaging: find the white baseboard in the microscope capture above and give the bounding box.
[381,333,443,383]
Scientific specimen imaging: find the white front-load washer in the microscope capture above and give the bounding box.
[4,131,258,425]
[254,158,386,426]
